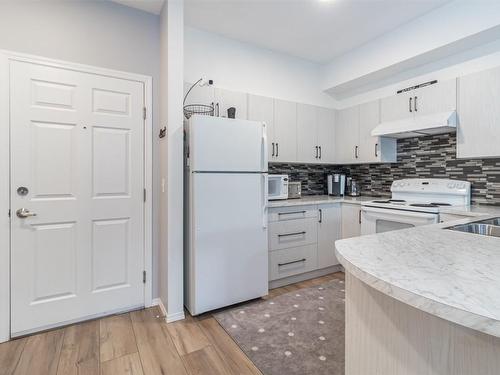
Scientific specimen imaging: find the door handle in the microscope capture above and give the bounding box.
[375,143,378,157]
[272,142,275,157]
[319,146,322,159]
[16,208,37,218]
[409,97,413,112]
[319,208,323,223]
[315,146,318,159]
[276,143,279,157]
[359,210,362,224]
[414,96,418,112]
[355,145,359,159]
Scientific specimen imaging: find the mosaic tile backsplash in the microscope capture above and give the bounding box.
[269,133,500,205]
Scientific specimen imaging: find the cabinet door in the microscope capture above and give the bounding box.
[458,68,500,158]
[380,91,412,122]
[297,103,318,163]
[335,106,359,164]
[341,204,361,239]
[358,100,381,163]
[318,204,342,268]
[317,107,336,164]
[184,81,215,109]
[214,88,248,119]
[412,79,456,117]
[273,99,297,162]
[248,94,275,160]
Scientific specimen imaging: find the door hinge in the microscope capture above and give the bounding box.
[143,270,147,284]
[143,107,147,120]
[143,188,146,202]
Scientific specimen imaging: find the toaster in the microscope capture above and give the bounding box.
[288,181,302,199]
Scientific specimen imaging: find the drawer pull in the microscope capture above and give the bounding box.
[278,210,306,216]
[278,231,306,237]
[278,258,306,267]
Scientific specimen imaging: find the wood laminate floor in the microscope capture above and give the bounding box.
[0,272,344,375]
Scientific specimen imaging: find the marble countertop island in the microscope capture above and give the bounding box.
[335,214,500,337]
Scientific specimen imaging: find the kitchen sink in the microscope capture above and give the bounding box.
[446,221,500,238]
[476,217,500,226]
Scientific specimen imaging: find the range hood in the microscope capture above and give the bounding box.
[371,110,457,139]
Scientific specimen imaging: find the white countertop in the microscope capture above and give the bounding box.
[267,195,378,208]
[440,204,500,217]
[335,214,500,337]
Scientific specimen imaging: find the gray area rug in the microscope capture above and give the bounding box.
[214,279,345,375]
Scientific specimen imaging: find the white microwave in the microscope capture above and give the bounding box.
[268,174,288,200]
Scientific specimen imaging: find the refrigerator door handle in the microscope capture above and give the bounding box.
[262,122,268,169]
[262,173,268,229]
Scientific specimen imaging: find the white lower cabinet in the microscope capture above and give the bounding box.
[269,245,318,281]
[268,203,345,282]
[341,203,362,239]
[318,204,342,268]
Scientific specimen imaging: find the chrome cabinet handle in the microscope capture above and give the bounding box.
[414,96,418,112]
[278,258,306,267]
[355,145,359,159]
[319,146,322,159]
[315,146,318,159]
[276,143,279,157]
[375,143,378,157]
[319,208,323,223]
[359,210,362,224]
[409,97,413,112]
[272,142,275,157]
[16,208,37,218]
[278,231,306,237]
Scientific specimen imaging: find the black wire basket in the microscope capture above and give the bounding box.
[183,104,214,119]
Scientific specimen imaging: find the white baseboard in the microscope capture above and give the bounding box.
[152,298,167,317]
[152,298,185,323]
[166,310,185,323]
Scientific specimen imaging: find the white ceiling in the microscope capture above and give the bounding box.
[112,0,450,63]
[184,0,450,63]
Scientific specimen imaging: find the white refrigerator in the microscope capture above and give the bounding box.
[185,115,269,315]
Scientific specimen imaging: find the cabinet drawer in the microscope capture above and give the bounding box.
[269,245,318,281]
[268,205,317,222]
[269,218,317,251]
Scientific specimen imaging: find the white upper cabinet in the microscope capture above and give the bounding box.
[297,103,319,163]
[380,91,412,122]
[335,106,360,164]
[458,66,500,158]
[359,101,397,163]
[214,88,248,119]
[414,79,456,116]
[248,94,275,160]
[273,99,297,163]
[380,79,457,122]
[317,107,336,164]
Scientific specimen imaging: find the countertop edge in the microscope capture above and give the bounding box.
[335,242,500,338]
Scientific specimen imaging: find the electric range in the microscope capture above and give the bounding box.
[361,179,471,234]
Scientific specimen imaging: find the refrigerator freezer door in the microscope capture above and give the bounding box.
[188,172,268,315]
[190,115,267,172]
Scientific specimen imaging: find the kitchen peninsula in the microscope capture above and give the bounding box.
[335,215,500,375]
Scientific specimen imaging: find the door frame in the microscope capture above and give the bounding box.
[0,50,154,343]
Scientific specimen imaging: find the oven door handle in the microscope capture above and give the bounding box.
[361,205,439,222]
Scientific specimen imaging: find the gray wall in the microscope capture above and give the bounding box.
[0,0,162,297]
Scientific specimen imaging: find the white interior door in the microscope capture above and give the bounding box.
[10,60,145,335]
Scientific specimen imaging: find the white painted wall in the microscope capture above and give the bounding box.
[0,0,162,297]
[322,0,500,97]
[185,26,335,108]
[160,0,185,322]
